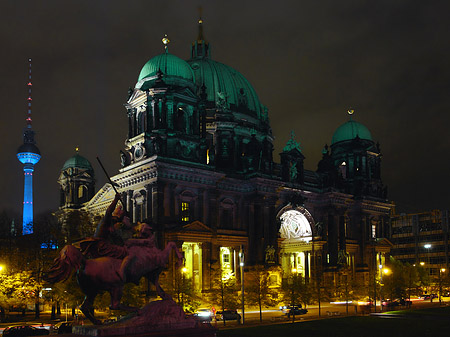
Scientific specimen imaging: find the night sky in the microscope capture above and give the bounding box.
[1,1,449,218]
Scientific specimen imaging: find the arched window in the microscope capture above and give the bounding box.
[175,107,185,132]
[179,190,196,223]
[220,198,235,229]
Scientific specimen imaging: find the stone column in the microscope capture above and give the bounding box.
[248,204,255,264]
[151,182,158,223]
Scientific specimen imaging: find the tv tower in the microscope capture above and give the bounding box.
[17,58,41,235]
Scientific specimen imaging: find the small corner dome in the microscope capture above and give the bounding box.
[137,53,195,84]
[331,119,373,145]
[62,153,93,172]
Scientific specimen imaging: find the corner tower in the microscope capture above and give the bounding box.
[329,110,384,198]
[58,149,95,209]
[16,58,41,235]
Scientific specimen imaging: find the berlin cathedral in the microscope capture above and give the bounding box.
[56,19,393,296]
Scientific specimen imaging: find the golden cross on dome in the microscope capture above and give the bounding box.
[162,34,170,52]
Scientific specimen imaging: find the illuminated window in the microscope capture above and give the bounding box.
[372,224,376,238]
[220,247,234,280]
[223,253,230,263]
[78,186,84,198]
[206,149,210,164]
[181,202,190,222]
[279,209,312,242]
[339,161,347,179]
[269,274,278,287]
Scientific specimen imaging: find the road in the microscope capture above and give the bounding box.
[213,297,450,328]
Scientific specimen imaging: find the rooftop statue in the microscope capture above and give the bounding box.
[45,194,183,325]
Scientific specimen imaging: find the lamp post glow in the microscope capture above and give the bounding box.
[239,246,245,325]
[181,266,188,308]
[424,244,432,277]
[379,266,390,312]
[439,268,446,305]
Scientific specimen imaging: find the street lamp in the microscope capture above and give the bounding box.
[424,244,432,276]
[289,268,299,322]
[181,267,188,308]
[239,246,245,325]
[379,266,391,312]
[439,268,446,305]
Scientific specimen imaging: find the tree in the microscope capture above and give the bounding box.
[279,272,312,312]
[209,262,240,325]
[381,257,427,302]
[245,265,278,322]
[0,271,42,321]
[63,210,98,243]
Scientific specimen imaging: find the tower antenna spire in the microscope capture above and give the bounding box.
[27,58,33,128]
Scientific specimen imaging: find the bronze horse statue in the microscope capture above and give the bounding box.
[46,225,183,325]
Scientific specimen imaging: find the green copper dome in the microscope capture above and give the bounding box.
[331,119,373,145]
[187,57,265,118]
[62,153,93,171]
[137,52,195,84]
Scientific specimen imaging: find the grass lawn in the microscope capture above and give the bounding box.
[217,307,450,337]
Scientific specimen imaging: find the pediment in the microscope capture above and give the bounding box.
[85,183,115,209]
[284,147,305,158]
[180,221,213,233]
[375,238,394,247]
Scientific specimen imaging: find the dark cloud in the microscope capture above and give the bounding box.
[1,0,449,217]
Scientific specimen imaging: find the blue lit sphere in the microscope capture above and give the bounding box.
[17,143,41,165]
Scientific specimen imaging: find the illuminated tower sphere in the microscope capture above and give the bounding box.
[17,58,41,235]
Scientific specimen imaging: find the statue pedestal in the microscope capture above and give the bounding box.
[72,300,216,337]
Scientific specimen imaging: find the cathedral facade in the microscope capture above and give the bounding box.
[59,21,393,296]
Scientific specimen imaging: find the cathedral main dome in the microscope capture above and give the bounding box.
[187,57,265,119]
[331,119,373,145]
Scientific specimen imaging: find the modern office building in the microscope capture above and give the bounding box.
[390,210,449,275]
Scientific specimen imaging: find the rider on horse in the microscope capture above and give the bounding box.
[74,193,133,260]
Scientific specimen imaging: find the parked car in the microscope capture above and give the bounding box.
[382,298,412,308]
[216,310,241,321]
[193,308,213,322]
[2,326,49,336]
[281,304,308,317]
[422,294,438,300]
[52,321,73,334]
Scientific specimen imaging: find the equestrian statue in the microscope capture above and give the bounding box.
[46,193,183,325]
